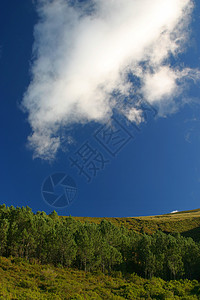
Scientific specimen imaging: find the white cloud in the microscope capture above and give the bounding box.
[142,67,178,104]
[123,107,144,125]
[22,0,198,160]
[170,210,179,213]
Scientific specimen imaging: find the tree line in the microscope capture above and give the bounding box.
[0,205,200,281]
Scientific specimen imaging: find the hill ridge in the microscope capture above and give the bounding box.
[66,208,200,241]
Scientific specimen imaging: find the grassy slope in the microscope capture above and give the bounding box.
[69,209,200,240]
[1,209,200,299]
[0,256,200,299]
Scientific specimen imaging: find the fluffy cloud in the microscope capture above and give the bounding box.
[22,0,197,160]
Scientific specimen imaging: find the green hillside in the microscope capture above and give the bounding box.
[1,256,200,299]
[1,205,200,299]
[71,208,200,241]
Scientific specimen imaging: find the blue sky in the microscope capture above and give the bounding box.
[1,0,200,217]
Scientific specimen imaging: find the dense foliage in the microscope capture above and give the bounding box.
[1,256,200,299]
[0,204,200,282]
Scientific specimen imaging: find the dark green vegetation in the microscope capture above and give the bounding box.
[1,205,200,299]
[1,256,200,299]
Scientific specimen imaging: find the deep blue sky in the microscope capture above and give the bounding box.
[1,0,200,217]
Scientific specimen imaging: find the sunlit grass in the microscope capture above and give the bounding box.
[65,208,200,240]
[0,256,200,299]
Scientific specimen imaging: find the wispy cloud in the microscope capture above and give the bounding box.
[22,0,199,160]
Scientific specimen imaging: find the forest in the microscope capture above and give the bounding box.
[0,204,200,282]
